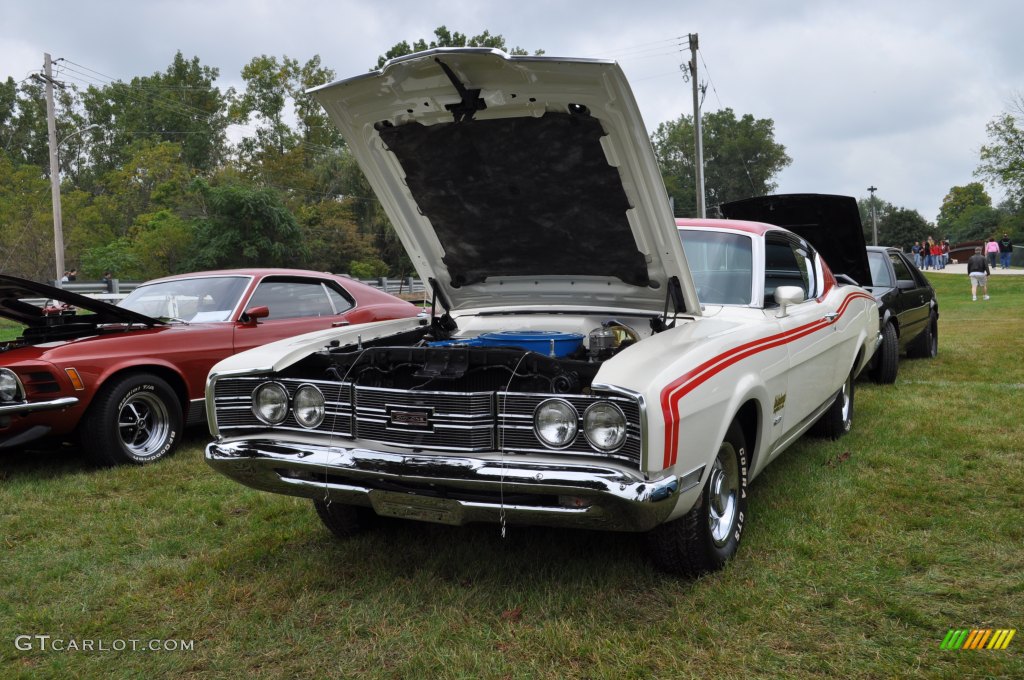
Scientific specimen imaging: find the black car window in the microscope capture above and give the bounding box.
[889,253,915,283]
[869,251,894,287]
[248,280,336,319]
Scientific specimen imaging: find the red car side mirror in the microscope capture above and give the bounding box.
[240,305,270,326]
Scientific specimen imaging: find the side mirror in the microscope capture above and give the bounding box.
[240,305,269,326]
[774,286,805,318]
[896,279,917,291]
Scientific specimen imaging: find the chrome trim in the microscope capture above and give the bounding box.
[206,438,681,532]
[591,383,648,469]
[0,396,79,416]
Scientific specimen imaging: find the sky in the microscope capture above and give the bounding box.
[3,0,1023,222]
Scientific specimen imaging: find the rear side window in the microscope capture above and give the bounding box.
[764,236,816,305]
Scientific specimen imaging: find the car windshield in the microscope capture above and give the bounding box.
[119,276,250,322]
[679,230,753,305]
[867,251,894,287]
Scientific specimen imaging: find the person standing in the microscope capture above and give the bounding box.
[932,239,944,270]
[940,239,950,268]
[912,241,922,268]
[923,238,934,269]
[985,238,999,269]
[102,271,114,294]
[998,233,1013,269]
[967,247,991,301]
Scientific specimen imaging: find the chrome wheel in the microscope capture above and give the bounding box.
[708,441,740,547]
[118,391,171,459]
[839,374,853,431]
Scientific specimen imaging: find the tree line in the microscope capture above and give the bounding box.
[3,26,1020,285]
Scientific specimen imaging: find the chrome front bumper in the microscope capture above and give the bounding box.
[0,396,78,417]
[206,439,687,532]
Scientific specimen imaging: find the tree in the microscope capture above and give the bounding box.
[186,179,307,270]
[976,93,1024,204]
[936,182,991,234]
[652,108,791,217]
[80,52,229,175]
[876,207,931,250]
[374,26,540,69]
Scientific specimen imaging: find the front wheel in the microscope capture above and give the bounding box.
[812,369,855,440]
[647,421,748,577]
[82,373,183,465]
[870,322,899,384]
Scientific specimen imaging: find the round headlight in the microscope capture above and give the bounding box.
[583,402,627,452]
[534,399,578,448]
[293,384,325,429]
[0,369,22,402]
[252,382,289,425]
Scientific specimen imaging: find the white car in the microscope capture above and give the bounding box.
[204,49,879,576]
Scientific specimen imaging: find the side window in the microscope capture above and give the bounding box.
[764,237,814,305]
[325,284,354,314]
[889,253,915,283]
[247,280,335,320]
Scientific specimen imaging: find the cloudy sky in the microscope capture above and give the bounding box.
[4,0,1022,221]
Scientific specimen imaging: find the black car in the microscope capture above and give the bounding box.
[864,246,939,383]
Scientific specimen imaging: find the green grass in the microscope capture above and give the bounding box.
[2,274,1022,678]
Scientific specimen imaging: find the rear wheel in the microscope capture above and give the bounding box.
[870,322,899,384]
[812,369,855,440]
[82,373,182,465]
[907,311,938,359]
[647,421,748,577]
[313,499,375,538]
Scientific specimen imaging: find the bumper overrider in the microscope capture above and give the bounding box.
[205,438,688,532]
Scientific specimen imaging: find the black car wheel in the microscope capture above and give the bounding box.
[82,373,183,465]
[812,368,855,440]
[870,322,899,384]
[647,420,748,577]
[907,311,938,359]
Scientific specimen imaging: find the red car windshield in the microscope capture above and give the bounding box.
[119,276,250,323]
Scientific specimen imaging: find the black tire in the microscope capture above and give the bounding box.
[647,420,748,577]
[907,311,938,359]
[313,499,375,538]
[82,373,183,465]
[870,322,899,384]
[811,369,855,440]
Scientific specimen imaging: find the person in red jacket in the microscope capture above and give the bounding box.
[930,240,943,270]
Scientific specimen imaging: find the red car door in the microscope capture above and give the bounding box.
[232,277,356,354]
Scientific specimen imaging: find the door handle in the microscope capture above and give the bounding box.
[823,312,839,322]
[332,320,351,327]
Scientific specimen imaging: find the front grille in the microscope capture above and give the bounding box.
[214,377,642,467]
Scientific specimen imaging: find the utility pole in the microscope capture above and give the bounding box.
[42,53,65,286]
[867,185,878,246]
[688,33,706,218]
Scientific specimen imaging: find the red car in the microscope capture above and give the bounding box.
[0,269,421,464]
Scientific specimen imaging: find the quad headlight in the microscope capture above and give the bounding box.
[534,399,578,448]
[0,369,23,402]
[252,382,289,425]
[293,384,325,429]
[583,402,627,452]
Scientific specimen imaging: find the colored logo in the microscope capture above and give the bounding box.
[941,629,1015,650]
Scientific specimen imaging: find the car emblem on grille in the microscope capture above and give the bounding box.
[387,406,434,431]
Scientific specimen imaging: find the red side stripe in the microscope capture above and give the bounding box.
[660,292,874,468]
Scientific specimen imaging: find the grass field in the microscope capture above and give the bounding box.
[2,274,1022,679]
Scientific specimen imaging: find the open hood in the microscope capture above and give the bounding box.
[309,48,700,316]
[721,194,872,288]
[0,274,160,327]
